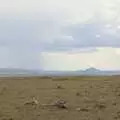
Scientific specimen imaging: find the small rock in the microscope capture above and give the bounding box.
[76,92,80,96]
[53,99,67,109]
[56,85,63,89]
[76,108,81,111]
[76,107,89,112]
[24,97,39,105]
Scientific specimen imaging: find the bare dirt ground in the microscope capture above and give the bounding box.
[0,76,120,120]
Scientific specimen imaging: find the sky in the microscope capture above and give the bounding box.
[0,0,120,70]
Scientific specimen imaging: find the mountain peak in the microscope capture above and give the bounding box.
[84,67,100,72]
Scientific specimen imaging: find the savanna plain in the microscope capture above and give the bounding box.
[0,76,120,120]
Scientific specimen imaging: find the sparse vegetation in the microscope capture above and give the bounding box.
[0,76,120,120]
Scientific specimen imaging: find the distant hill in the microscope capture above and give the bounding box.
[83,67,101,72]
[0,68,40,76]
[77,67,120,76]
[40,67,120,76]
[0,67,120,76]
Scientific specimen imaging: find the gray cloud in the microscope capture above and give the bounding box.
[0,18,120,69]
[0,18,65,69]
[62,23,120,47]
[0,20,44,69]
[0,0,120,69]
[42,22,120,51]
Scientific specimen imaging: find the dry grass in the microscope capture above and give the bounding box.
[0,76,120,120]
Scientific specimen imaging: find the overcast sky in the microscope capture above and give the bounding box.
[0,0,120,70]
